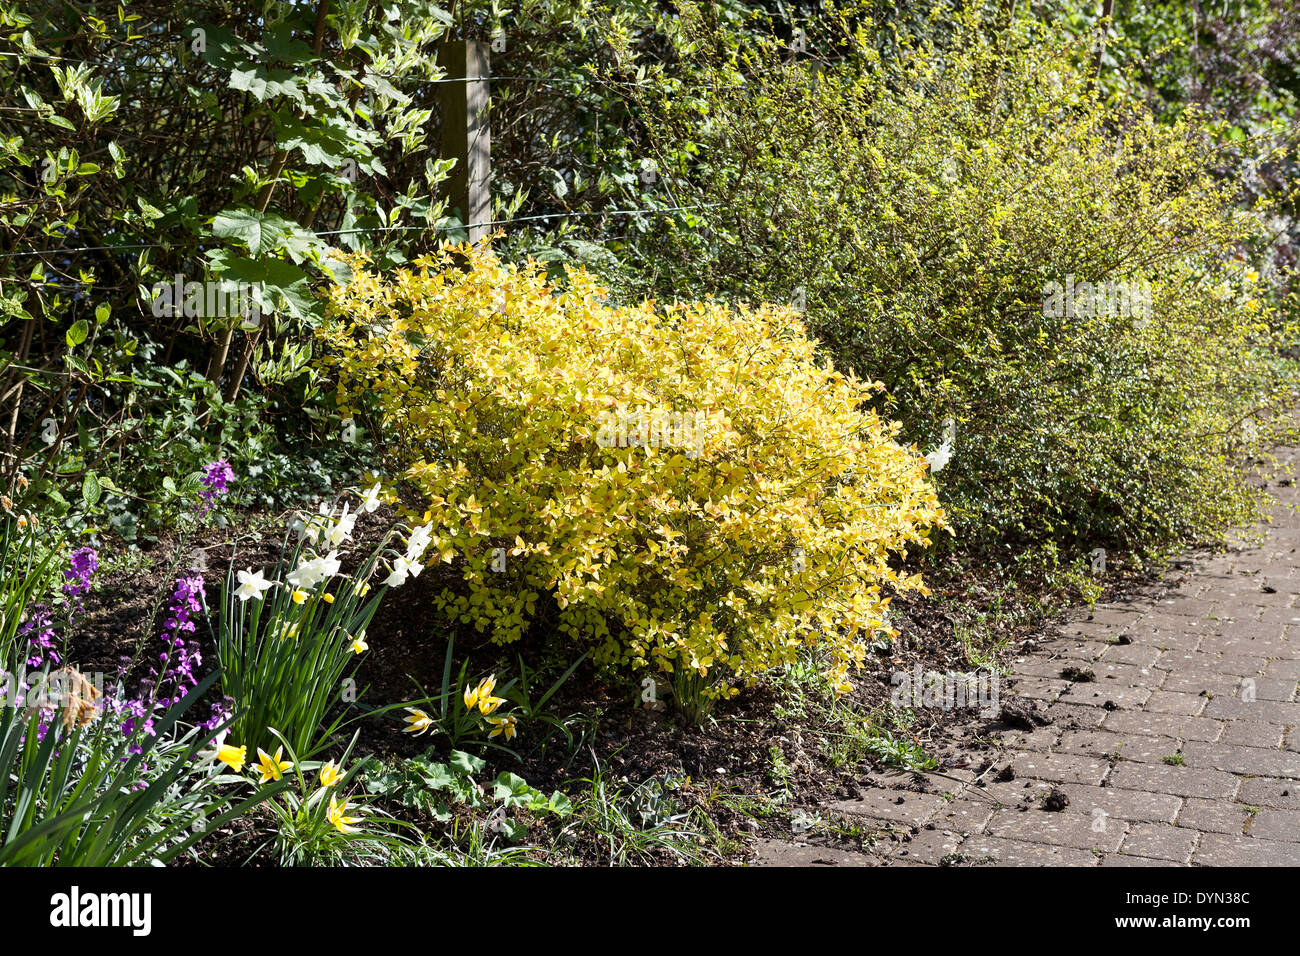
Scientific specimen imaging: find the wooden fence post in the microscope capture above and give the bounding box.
[439,40,491,242]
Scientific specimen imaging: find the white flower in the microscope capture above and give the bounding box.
[405,522,434,562]
[384,554,424,588]
[234,568,273,602]
[325,503,357,549]
[287,550,342,590]
[924,417,956,474]
[298,501,333,544]
[360,482,383,514]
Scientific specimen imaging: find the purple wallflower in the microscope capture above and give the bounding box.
[61,546,98,615]
[198,459,235,515]
[19,604,59,668]
[147,573,206,720]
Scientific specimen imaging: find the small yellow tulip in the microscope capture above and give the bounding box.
[253,746,293,783]
[471,675,506,715]
[403,707,433,736]
[319,760,342,788]
[327,794,360,834]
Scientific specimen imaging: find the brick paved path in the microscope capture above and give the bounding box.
[756,445,1300,866]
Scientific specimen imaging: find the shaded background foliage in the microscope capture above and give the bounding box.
[0,0,1296,575]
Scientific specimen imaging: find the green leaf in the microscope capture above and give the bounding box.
[65,319,88,347]
[81,472,101,508]
[449,750,485,776]
[419,762,455,790]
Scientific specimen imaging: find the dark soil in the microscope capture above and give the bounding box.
[54,504,1169,866]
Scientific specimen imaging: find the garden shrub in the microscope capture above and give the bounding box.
[625,11,1300,569]
[319,244,946,717]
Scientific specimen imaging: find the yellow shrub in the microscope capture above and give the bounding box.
[319,242,945,715]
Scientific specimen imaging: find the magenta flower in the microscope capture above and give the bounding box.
[19,604,59,668]
[61,546,98,616]
[198,459,235,514]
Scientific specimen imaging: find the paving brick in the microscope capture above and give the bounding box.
[1048,640,1108,662]
[1044,702,1109,728]
[1059,783,1182,823]
[1009,751,1110,785]
[1258,608,1300,627]
[1155,650,1266,678]
[952,835,1100,866]
[1119,823,1197,862]
[1158,673,1240,697]
[751,838,877,867]
[1191,832,1300,866]
[1177,798,1248,834]
[1098,643,1165,667]
[1235,776,1300,810]
[929,797,997,833]
[969,779,1053,808]
[1089,607,1147,628]
[1100,710,1222,742]
[1132,628,1206,653]
[1246,677,1297,701]
[1264,658,1300,680]
[1058,683,1154,710]
[1107,762,1239,799]
[1202,696,1300,723]
[1245,808,1300,843]
[1200,633,1291,657]
[1150,598,1216,620]
[1055,730,1180,764]
[1216,720,1286,748]
[1006,676,1069,703]
[887,826,967,865]
[829,790,950,827]
[996,726,1062,750]
[1100,853,1180,866]
[1178,740,1300,778]
[1143,690,1208,715]
[986,807,1125,851]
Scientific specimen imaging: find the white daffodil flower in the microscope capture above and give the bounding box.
[287,550,342,590]
[405,522,434,562]
[326,503,357,549]
[234,568,273,602]
[360,482,383,514]
[384,554,424,587]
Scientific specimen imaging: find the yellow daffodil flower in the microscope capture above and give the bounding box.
[253,746,293,783]
[291,589,309,604]
[403,707,433,736]
[322,592,335,604]
[327,794,360,834]
[319,760,342,788]
[350,630,369,654]
[216,743,247,772]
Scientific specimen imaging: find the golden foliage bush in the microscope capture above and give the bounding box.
[320,243,946,716]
